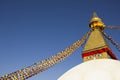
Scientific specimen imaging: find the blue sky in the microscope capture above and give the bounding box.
[0,0,120,80]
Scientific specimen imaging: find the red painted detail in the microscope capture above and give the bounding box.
[82,48,117,60]
[107,50,117,60]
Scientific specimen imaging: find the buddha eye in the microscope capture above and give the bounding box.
[88,56,93,59]
[98,54,101,56]
[95,54,102,57]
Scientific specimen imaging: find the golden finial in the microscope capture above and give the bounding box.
[93,12,98,17]
[90,12,102,23]
[89,12,105,30]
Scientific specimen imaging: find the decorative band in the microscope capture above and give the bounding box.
[82,47,117,59]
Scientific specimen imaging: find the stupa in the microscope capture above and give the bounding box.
[58,13,120,80]
[1,13,120,80]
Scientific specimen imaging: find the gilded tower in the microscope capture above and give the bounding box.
[82,12,117,62]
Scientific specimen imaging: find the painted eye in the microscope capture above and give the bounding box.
[88,56,93,59]
[97,54,101,57]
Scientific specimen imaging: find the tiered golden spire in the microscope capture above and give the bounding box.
[82,12,117,62]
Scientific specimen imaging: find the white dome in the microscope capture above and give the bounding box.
[58,59,120,80]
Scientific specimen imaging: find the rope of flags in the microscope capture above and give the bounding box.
[0,30,91,80]
[102,31,120,52]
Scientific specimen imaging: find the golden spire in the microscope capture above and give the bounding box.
[82,12,117,62]
[89,12,105,30]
